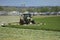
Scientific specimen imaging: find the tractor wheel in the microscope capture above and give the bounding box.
[31,20,35,24]
[19,19,24,25]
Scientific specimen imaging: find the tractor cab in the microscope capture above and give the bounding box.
[19,11,35,25]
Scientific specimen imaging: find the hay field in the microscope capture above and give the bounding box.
[0,15,60,40]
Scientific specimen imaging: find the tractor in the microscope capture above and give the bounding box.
[19,11,35,25]
[1,11,35,27]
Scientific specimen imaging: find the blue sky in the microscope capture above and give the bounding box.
[0,0,60,6]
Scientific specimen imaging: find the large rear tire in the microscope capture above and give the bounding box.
[19,19,24,25]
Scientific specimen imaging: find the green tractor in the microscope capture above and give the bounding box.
[19,11,35,25]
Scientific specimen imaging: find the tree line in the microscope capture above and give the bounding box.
[0,6,60,12]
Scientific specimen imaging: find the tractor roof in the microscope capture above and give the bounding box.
[23,11,29,14]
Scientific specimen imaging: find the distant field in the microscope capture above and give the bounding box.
[0,15,60,40]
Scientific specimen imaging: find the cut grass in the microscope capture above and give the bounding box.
[0,27,60,40]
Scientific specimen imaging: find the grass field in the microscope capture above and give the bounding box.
[3,15,60,31]
[0,15,60,40]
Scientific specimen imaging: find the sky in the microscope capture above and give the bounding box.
[0,0,60,6]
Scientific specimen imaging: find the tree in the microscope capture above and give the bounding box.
[51,6,60,12]
[40,7,49,12]
[0,6,4,11]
